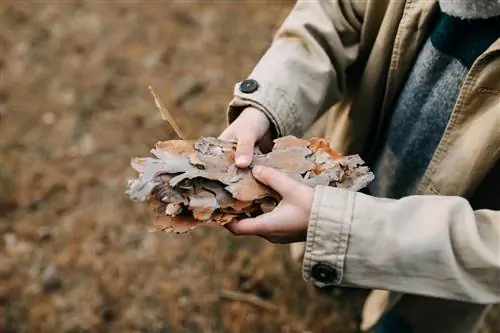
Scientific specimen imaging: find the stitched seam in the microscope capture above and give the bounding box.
[334,196,345,279]
[261,85,299,136]
[478,87,500,96]
[336,191,355,282]
[275,86,301,135]
[389,0,413,83]
[370,0,413,157]
[428,184,440,195]
[262,87,293,136]
[303,186,323,279]
[335,220,342,276]
[305,204,318,275]
[417,58,484,193]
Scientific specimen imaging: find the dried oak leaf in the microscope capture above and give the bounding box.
[148,214,205,234]
[199,179,235,208]
[224,170,270,202]
[189,189,218,220]
[126,135,374,234]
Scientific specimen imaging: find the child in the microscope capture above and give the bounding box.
[219,1,500,332]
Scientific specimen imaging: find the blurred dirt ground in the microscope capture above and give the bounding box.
[0,1,498,333]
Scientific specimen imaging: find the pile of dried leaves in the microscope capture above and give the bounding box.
[125,88,374,234]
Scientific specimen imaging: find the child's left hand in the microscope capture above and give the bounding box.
[225,166,314,244]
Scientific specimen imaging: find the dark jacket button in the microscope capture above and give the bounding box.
[239,79,259,93]
[311,264,337,283]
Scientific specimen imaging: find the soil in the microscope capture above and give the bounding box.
[0,1,498,333]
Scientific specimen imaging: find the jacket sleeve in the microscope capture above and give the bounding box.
[303,186,500,304]
[227,0,366,137]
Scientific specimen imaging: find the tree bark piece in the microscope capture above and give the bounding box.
[125,135,374,234]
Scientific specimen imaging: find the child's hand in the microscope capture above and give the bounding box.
[225,166,314,244]
[218,107,274,168]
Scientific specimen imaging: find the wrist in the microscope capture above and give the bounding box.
[227,91,291,138]
[240,106,271,128]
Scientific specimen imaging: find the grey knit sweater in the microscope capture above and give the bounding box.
[368,0,500,199]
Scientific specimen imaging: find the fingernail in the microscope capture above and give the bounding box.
[252,165,262,175]
[236,155,250,166]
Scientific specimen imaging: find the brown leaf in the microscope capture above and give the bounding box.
[258,197,278,213]
[126,135,374,235]
[208,212,237,226]
[155,140,195,154]
[200,179,235,208]
[165,203,182,216]
[224,171,270,202]
[189,190,218,220]
[272,135,309,149]
[148,214,205,234]
[253,147,314,173]
[219,202,261,215]
[233,200,253,212]
[308,137,343,159]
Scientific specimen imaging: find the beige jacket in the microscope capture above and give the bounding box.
[227,0,500,332]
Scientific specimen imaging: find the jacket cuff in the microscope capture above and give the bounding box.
[302,185,356,287]
[227,81,300,137]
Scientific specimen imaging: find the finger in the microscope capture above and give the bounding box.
[235,132,257,168]
[252,166,297,196]
[225,213,281,236]
[218,127,236,141]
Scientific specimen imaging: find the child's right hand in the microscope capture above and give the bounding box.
[218,107,275,168]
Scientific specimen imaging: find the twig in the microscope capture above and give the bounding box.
[148,85,185,139]
[219,289,278,312]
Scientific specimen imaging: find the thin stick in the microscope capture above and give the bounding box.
[219,289,278,312]
[148,85,185,139]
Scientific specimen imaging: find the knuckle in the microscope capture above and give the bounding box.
[238,141,253,150]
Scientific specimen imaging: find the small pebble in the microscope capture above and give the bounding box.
[4,233,34,255]
[41,265,62,292]
[42,112,55,125]
[79,133,95,155]
[65,146,80,158]
[3,233,16,247]
[100,307,117,322]
[36,226,53,241]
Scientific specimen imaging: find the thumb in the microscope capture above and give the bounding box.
[225,213,279,236]
[252,166,297,197]
[225,217,265,235]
